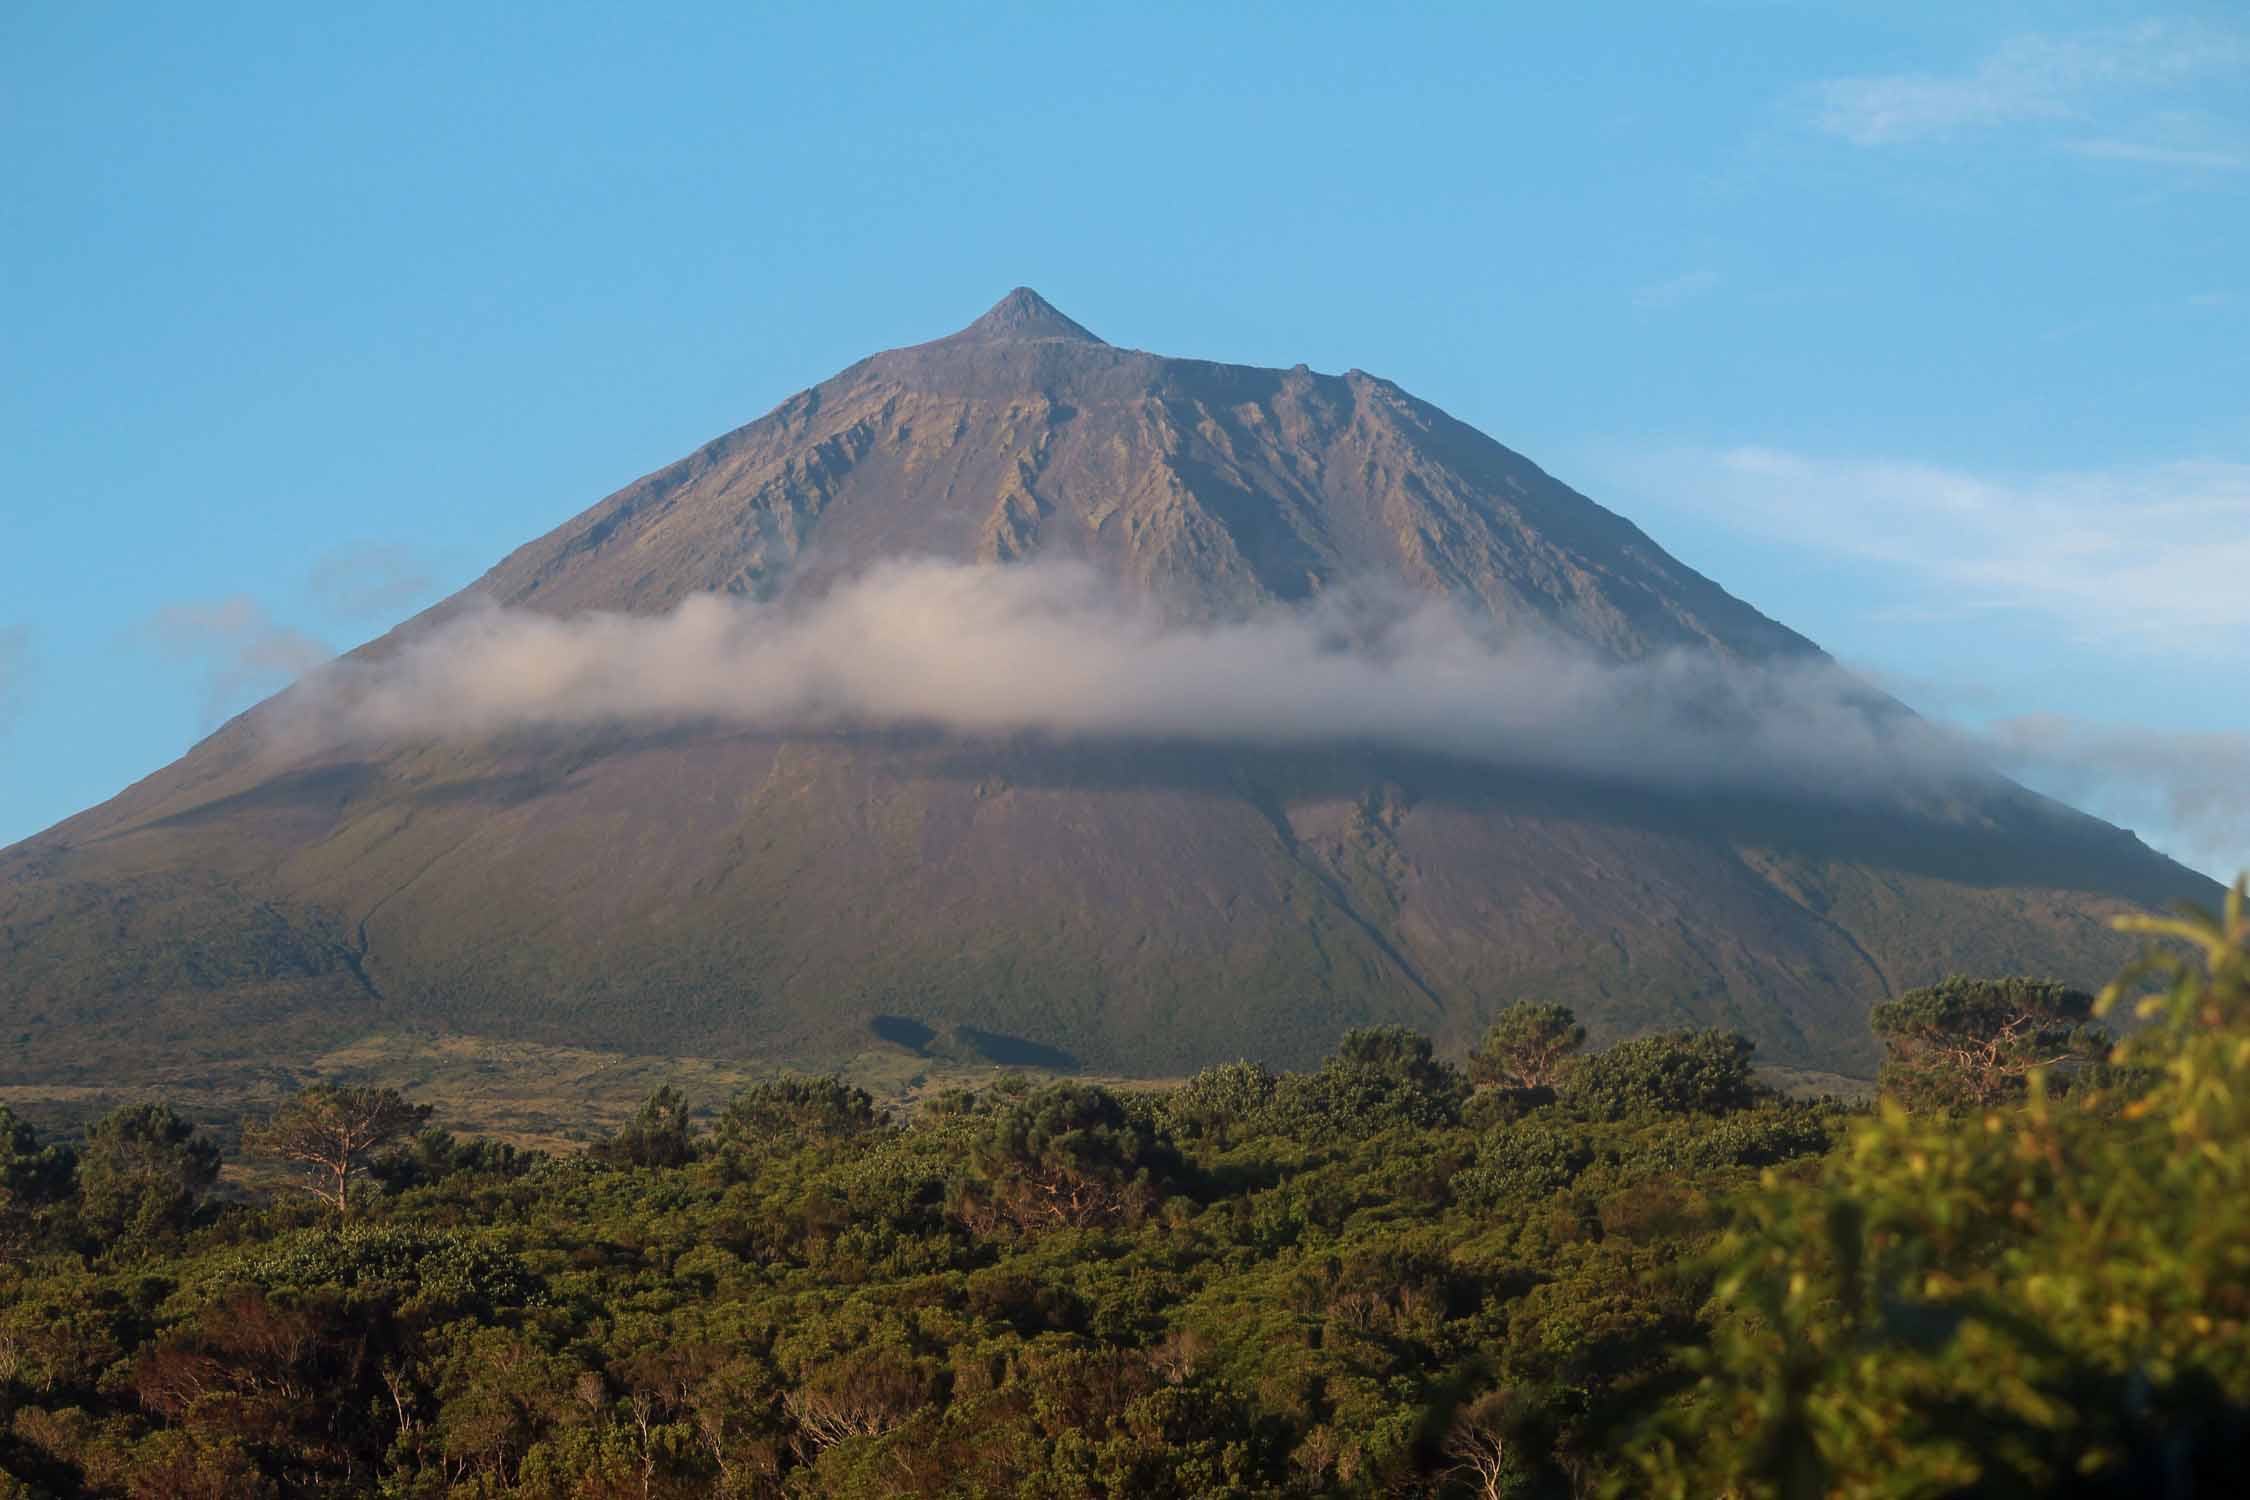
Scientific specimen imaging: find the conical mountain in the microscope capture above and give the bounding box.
[944,285,1108,344]
[460,288,1820,651]
[0,293,2214,1091]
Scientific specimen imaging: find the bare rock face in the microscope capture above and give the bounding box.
[0,292,2214,1083]
[475,289,1812,660]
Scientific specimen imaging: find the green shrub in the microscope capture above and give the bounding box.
[245,1224,543,1316]
[1162,1060,1278,1145]
[716,1074,881,1151]
[1453,1121,1600,1205]
[1560,1028,1762,1120]
[958,1082,1182,1231]
[1268,1025,1469,1140]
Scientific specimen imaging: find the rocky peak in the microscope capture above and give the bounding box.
[946,287,1107,345]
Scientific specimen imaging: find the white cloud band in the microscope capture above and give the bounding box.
[274,558,1981,809]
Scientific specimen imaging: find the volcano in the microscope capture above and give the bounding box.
[0,291,2213,1086]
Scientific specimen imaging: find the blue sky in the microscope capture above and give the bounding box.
[2,2,2243,879]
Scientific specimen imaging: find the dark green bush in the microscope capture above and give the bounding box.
[1560,1028,1763,1120]
[1453,1121,1601,1205]
[1268,1025,1469,1139]
[715,1073,881,1150]
[959,1081,1182,1231]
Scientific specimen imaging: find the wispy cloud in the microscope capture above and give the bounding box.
[305,542,440,622]
[1983,714,2250,879]
[2068,138,2245,171]
[1633,268,1721,310]
[1810,20,2248,151]
[1633,447,2250,649]
[145,597,333,727]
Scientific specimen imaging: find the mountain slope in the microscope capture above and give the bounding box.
[0,292,2216,1085]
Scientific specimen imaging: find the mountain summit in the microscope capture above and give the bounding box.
[0,294,2215,1091]
[944,286,1107,345]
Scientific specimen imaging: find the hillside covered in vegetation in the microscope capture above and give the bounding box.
[1,883,2244,1498]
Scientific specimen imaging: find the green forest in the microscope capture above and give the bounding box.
[1,884,2243,1499]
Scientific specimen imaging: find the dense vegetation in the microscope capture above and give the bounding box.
[1,881,2244,1498]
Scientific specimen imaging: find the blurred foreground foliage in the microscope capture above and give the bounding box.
[0,882,2242,1497]
[1631,879,2250,1498]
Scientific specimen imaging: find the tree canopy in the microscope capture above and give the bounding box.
[243,1085,432,1221]
[76,1102,219,1241]
[1467,1001,1586,1091]
[1870,973,2106,1111]
[596,1085,696,1169]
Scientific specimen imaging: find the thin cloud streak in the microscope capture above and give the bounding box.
[2068,138,2246,171]
[1810,20,2248,149]
[1627,447,2250,648]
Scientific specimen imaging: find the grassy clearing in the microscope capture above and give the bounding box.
[1755,1063,1875,1102]
[1,1028,1166,1155]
